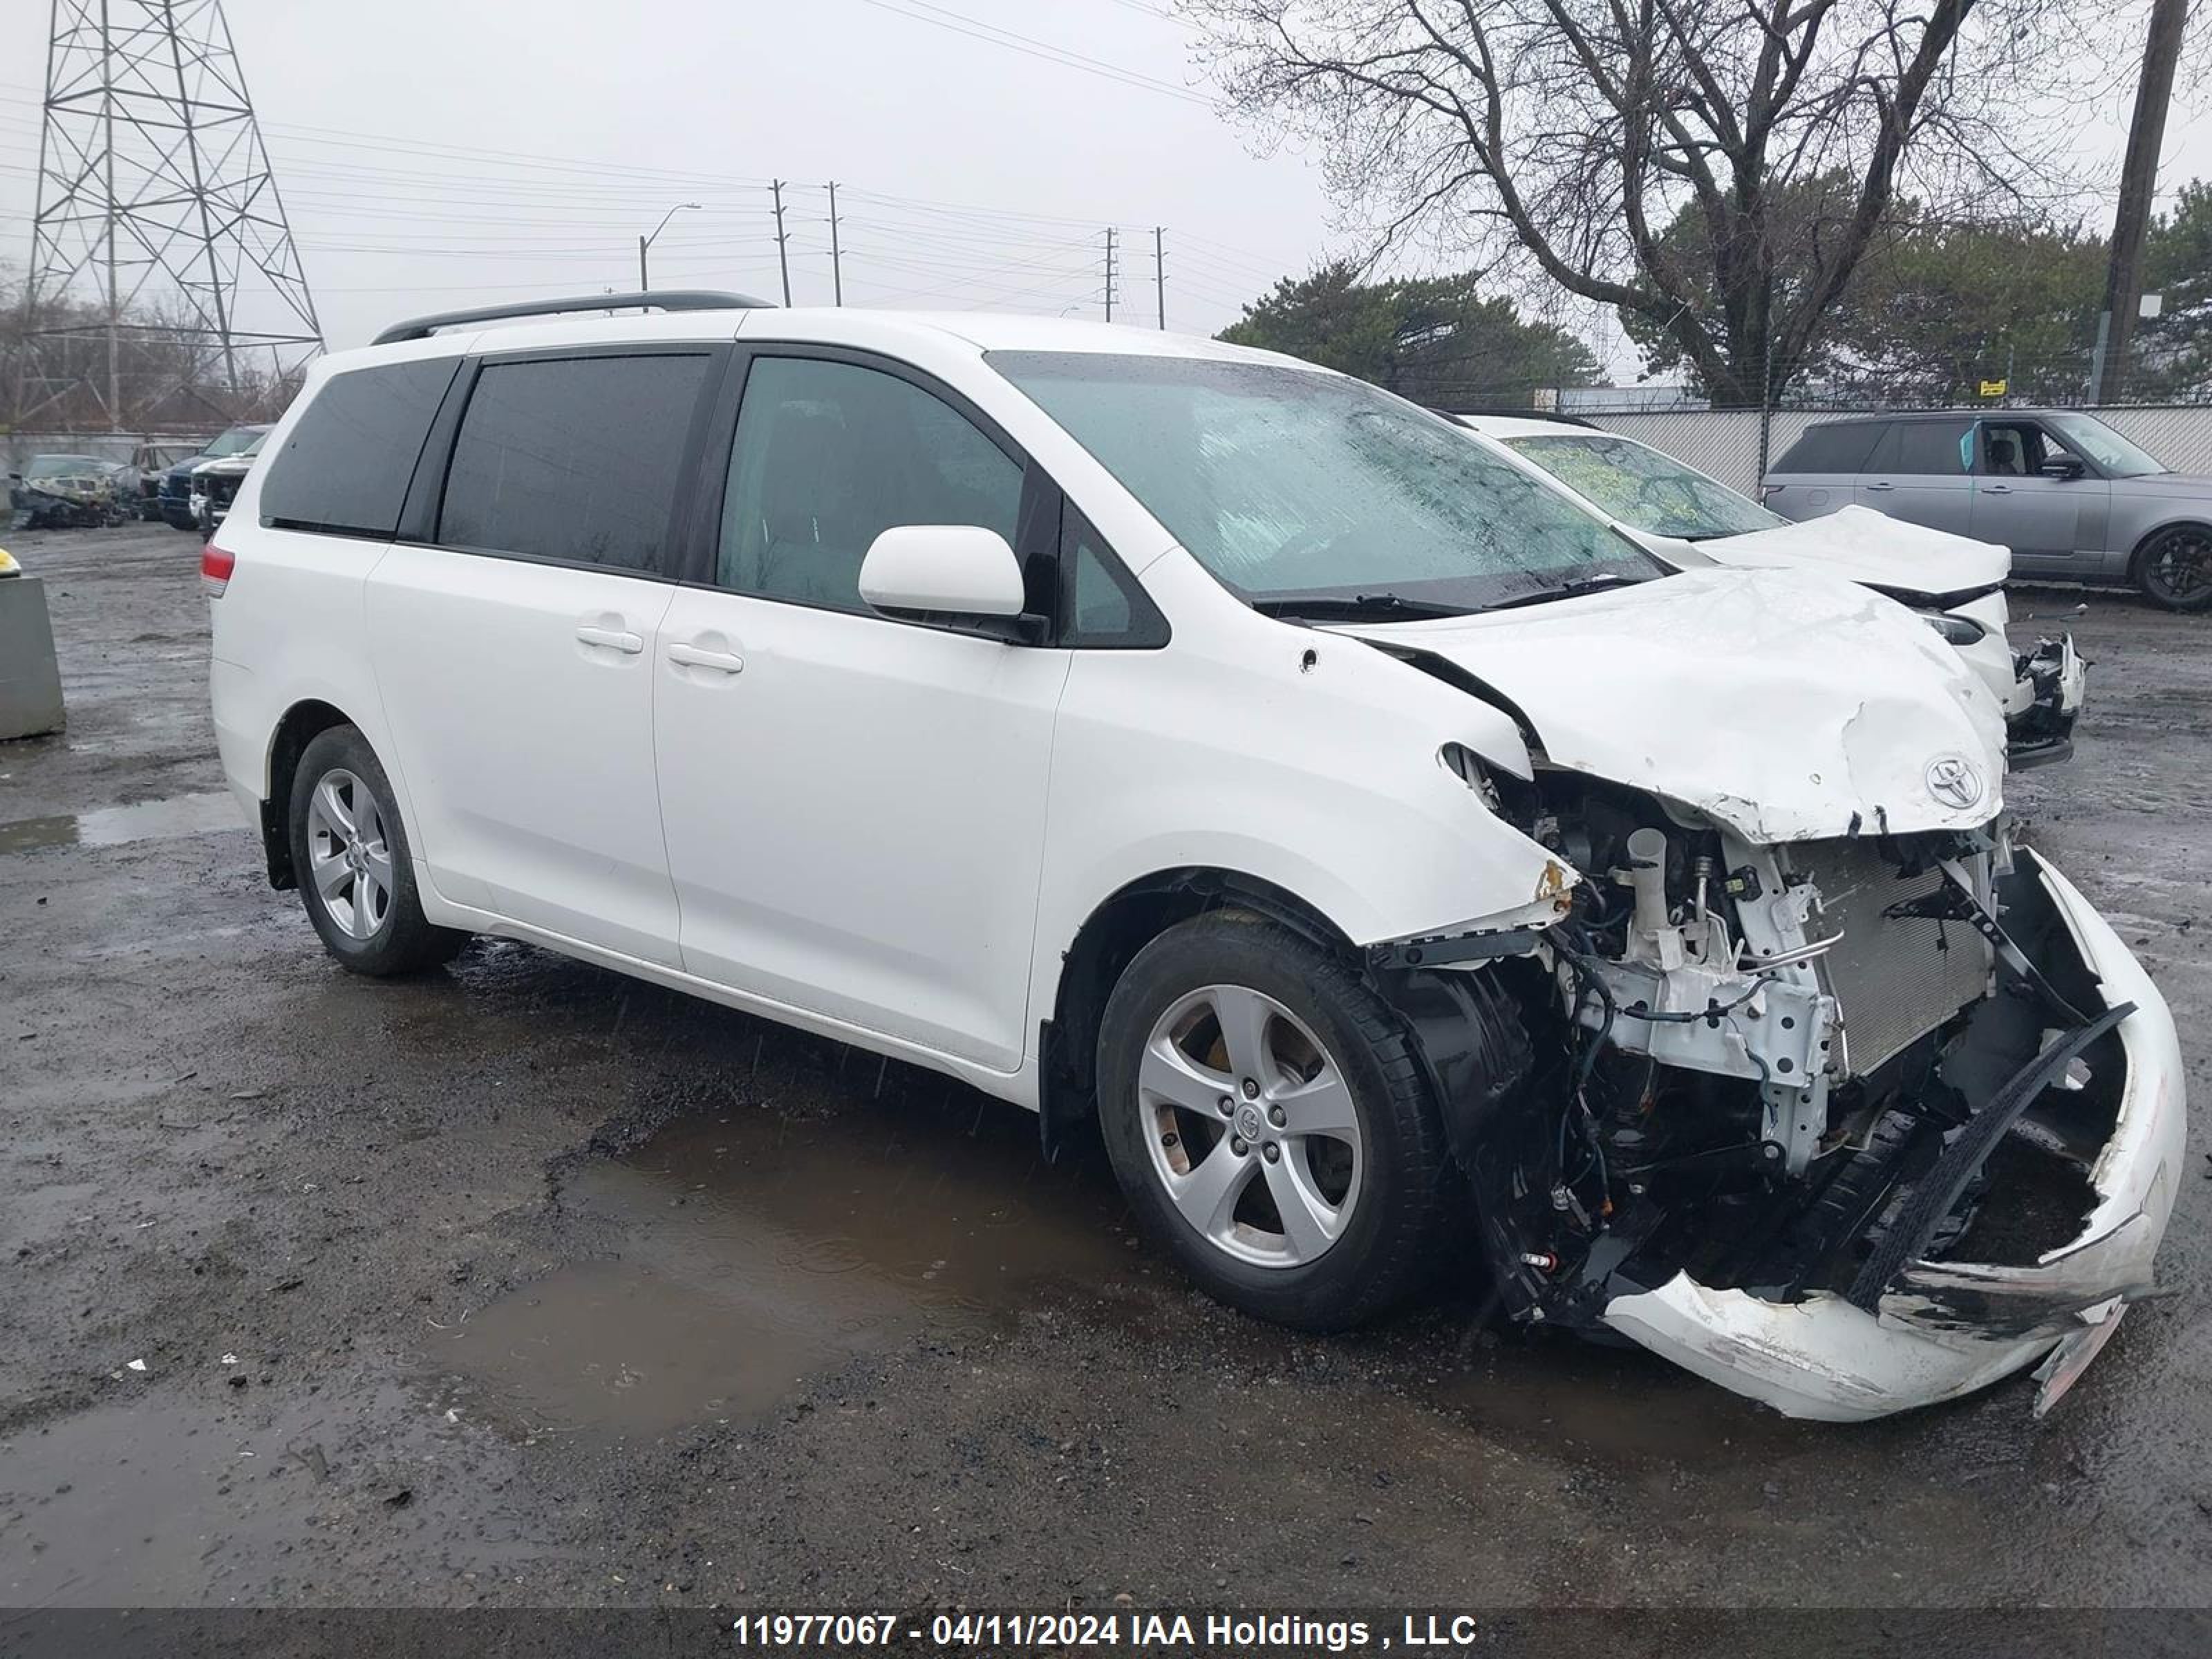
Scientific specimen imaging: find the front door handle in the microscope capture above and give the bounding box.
[1983,483,2014,495]
[576,624,644,654]
[667,642,745,675]
[1865,480,1895,491]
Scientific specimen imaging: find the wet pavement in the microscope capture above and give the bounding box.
[1,523,2209,1611]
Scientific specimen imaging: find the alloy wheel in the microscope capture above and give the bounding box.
[2141,527,2212,608]
[305,767,393,940]
[1136,984,1363,1268]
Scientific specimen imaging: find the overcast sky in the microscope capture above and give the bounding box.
[3,0,2210,375]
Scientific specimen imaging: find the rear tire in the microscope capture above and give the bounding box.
[287,726,467,976]
[1095,910,1452,1331]
[2131,525,2212,612]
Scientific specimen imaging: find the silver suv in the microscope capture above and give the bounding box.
[1761,409,2212,611]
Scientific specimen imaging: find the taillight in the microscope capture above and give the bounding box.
[200,541,236,598]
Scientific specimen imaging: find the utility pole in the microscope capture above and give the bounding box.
[771,180,792,306]
[827,181,843,306]
[1153,227,1165,329]
[1103,227,1117,323]
[2096,0,2188,405]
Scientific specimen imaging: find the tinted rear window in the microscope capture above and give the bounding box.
[259,362,456,537]
[1773,422,1884,474]
[437,353,709,572]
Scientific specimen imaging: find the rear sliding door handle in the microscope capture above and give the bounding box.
[576,625,644,654]
[1983,483,2014,495]
[1865,480,1895,491]
[667,642,745,674]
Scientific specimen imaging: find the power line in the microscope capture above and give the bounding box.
[843,0,1215,107]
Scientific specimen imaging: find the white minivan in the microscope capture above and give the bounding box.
[208,294,2182,1420]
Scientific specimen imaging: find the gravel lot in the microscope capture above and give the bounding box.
[1,521,2208,1613]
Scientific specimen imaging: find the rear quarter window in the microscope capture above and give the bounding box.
[259,359,459,537]
[1773,422,1884,474]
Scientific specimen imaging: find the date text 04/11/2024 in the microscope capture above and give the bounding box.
[726,1612,1487,1650]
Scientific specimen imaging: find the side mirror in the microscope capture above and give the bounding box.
[860,525,1034,633]
[2038,455,2086,480]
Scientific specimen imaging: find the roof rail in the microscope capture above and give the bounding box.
[371,290,774,346]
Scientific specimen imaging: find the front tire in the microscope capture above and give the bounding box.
[288,726,466,975]
[1096,910,1452,1331]
[2132,525,2212,612]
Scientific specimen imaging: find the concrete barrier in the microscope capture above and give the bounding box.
[0,570,66,740]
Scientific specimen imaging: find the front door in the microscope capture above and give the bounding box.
[1969,419,2111,577]
[653,350,1069,1071]
[366,347,718,966]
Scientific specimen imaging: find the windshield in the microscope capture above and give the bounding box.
[202,425,266,459]
[1504,432,1781,539]
[26,455,113,478]
[987,351,1661,614]
[2041,413,2167,478]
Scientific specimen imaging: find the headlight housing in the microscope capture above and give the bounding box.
[1922,612,1988,647]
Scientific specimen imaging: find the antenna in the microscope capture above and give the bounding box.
[16,0,324,432]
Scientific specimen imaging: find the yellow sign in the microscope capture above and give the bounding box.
[1980,378,2008,397]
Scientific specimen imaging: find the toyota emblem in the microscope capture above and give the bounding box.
[1924,754,1984,810]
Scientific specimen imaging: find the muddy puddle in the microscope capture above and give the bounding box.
[0,1382,527,1607]
[0,790,243,854]
[427,1087,1148,1442]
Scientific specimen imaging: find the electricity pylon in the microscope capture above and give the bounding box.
[17,0,323,432]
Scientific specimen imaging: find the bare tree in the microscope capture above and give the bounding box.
[1186,0,2120,404]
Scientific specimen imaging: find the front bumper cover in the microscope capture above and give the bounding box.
[1599,850,2184,1421]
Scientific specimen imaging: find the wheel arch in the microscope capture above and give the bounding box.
[2129,515,2212,560]
[2127,517,2212,609]
[1036,866,1358,1158]
[259,698,356,890]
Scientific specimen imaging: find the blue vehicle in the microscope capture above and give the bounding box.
[158,424,270,531]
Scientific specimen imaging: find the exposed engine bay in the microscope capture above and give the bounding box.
[1383,767,2155,1410]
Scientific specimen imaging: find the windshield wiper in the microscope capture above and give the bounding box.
[1474,572,1644,614]
[1251,592,1474,622]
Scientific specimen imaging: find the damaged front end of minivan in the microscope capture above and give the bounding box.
[1347,572,2184,1421]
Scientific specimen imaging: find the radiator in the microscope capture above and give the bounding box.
[1784,841,1994,1077]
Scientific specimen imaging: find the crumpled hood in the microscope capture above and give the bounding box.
[1692,505,2010,599]
[1335,567,2008,843]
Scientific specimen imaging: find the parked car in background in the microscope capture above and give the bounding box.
[1761,409,2212,612]
[204,293,2182,1421]
[133,441,202,521]
[189,435,266,534]
[8,453,134,530]
[1446,414,2085,767]
[158,423,271,530]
